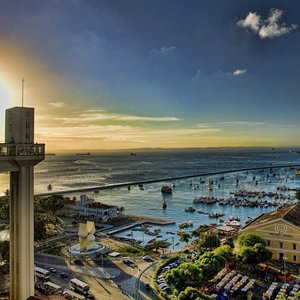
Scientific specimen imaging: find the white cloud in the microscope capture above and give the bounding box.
[50,111,180,124]
[237,12,261,32]
[49,102,64,108]
[237,9,297,39]
[197,121,295,128]
[233,69,247,76]
[149,46,176,56]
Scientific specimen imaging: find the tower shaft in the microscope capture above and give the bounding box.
[10,163,35,299]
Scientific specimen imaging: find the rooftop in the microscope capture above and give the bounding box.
[243,203,300,229]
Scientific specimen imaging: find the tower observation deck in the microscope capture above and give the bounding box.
[0,106,45,299]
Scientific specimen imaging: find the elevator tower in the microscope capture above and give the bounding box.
[0,106,44,299]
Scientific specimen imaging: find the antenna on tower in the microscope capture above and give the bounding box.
[22,78,25,107]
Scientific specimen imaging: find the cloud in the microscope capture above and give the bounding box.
[237,12,261,32]
[48,102,65,108]
[237,9,297,39]
[197,121,295,128]
[192,69,246,82]
[233,69,247,76]
[45,110,180,124]
[149,46,176,56]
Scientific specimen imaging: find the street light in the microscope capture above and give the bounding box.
[283,256,287,283]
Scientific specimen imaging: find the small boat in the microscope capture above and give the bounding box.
[166,231,175,235]
[161,186,172,194]
[162,202,167,209]
[185,207,196,213]
[127,185,131,190]
[130,152,137,156]
[93,190,99,194]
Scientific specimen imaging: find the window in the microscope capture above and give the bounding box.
[293,255,297,262]
[293,244,297,250]
[267,241,270,247]
[279,242,283,248]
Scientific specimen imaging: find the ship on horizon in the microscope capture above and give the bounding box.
[76,152,91,156]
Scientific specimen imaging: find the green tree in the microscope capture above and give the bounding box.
[34,214,64,241]
[164,262,203,294]
[42,195,64,215]
[118,206,125,214]
[213,245,232,260]
[238,232,267,247]
[198,235,220,252]
[178,287,212,300]
[179,232,191,249]
[144,240,171,252]
[238,243,272,264]
[197,251,226,279]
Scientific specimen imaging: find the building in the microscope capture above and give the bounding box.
[72,195,118,222]
[241,204,300,264]
[0,106,45,299]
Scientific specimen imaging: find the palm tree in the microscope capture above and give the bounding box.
[118,206,125,214]
[47,184,52,193]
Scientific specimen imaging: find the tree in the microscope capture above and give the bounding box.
[197,251,226,279]
[39,195,65,215]
[34,214,64,241]
[179,232,191,250]
[118,206,125,214]
[178,287,212,300]
[164,262,203,294]
[198,235,220,252]
[144,240,171,252]
[238,233,267,248]
[213,245,232,261]
[238,243,272,264]
[47,184,52,192]
[0,203,9,221]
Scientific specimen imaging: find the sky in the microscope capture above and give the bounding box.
[0,0,300,151]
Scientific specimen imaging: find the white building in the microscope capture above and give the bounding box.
[72,195,118,222]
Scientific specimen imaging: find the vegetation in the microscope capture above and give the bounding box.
[197,251,226,279]
[115,244,144,257]
[144,240,171,252]
[237,233,272,264]
[0,203,9,220]
[35,195,64,214]
[0,241,9,261]
[197,235,220,253]
[178,287,212,300]
[164,262,203,294]
[34,215,64,241]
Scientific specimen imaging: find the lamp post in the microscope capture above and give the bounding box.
[283,256,287,283]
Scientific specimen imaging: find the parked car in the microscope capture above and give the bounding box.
[49,267,56,273]
[60,272,68,278]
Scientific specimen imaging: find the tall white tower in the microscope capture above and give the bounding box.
[0,106,44,299]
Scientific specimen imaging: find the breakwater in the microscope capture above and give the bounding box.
[36,164,300,196]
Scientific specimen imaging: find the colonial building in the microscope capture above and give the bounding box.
[241,204,300,264]
[72,195,118,222]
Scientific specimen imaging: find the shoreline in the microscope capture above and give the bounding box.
[36,163,300,196]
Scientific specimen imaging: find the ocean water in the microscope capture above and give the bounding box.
[1,148,300,249]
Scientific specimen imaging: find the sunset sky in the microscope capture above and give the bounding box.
[0,0,300,151]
